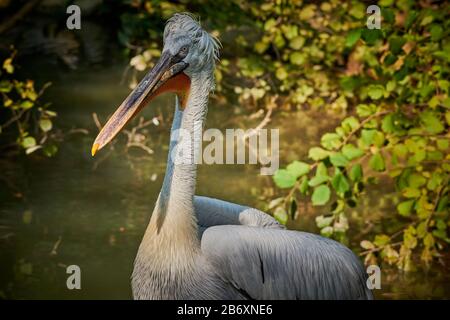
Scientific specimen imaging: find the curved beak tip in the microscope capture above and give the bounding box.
[91,143,100,157]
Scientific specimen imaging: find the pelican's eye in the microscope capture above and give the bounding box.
[178,46,189,57]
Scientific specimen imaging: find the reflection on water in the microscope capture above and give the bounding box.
[0,64,449,300]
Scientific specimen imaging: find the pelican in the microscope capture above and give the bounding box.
[91,13,373,300]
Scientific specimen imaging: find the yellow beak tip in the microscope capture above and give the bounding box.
[91,143,99,157]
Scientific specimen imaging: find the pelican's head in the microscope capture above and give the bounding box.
[91,13,220,156]
[163,13,220,75]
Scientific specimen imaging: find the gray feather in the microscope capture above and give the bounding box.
[201,225,373,300]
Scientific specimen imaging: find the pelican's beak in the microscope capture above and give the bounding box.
[91,51,189,156]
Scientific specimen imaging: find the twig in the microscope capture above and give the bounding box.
[359,241,402,256]
[67,128,89,135]
[0,0,42,34]
[92,113,102,131]
[243,105,273,140]
[127,142,154,155]
[341,110,389,146]
[0,109,26,129]
[50,236,62,256]
[37,82,52,98]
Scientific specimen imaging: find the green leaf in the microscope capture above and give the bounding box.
[379,0,394,5]
[437,219,447,230]
[427,171,443,191]
[402,187,421,198]
[397,200,415,217]
[442,97,450,109]
[39,119,52,132]
[340,76,359,91]
[320,226,334,237]
[289,36,305,50]
[281,24,298,40]
[21,136,36,149]
[43,144,58,157]
[404,227,418,249]
[427,150,443,161]
[437,195,448,212]
[384,54,397,66]
[345,29,361,47]
[274,207,288,225]
[361,29,383,45]
[405,11,418,29]
[273,169,296,188]
[308,147,330,161]
[2,58,14,74]
[419,84,434,99]
[430,25,443,41]
[369,153,385,172]
[299,4,316,20]
[299,176,309,194]
[332,171,350,195]
[22,210,32,224]
[316,215,334,228]
[361,129,376,147]
[274,161,311,188]
[0,80,13,93]
[393,144,408,159]
[437,139,449,150]
[274,33,286,49]
[286,161,310,178]
[432,229,449,243]
[349,3,365,19]
[424,233,435,247]
[367,84,385,100]
[388,36,406,55]
[374,234,390,246]
[420,111,444,134]
[382,8,395,23]
[275,67,288,80]
[264,18,277,31]
[321,133,341,150]
[360,240,375,249]
[329,152,349,167]
[308,174,329,187]
[309,163,330,187]
[421,15,433,26]
[254,41,269,54]
[341,117,359,133]
[408,173,426,188]
[381,114,395,133]
[289,52,306,65]
[349,164,363,182]
[342,144,364,160]
[356,104,377,117]
[312,185,331,206]
[316,162,328,177]
[20,100,33,109]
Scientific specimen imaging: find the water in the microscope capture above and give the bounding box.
[1,62,449,300]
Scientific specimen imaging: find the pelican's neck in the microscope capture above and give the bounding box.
[148,71,212,246]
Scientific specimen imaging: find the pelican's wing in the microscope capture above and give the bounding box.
[194,196,284,230]
[201,225,372,300]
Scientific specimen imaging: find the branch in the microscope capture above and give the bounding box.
[341,110,389,146]
[0,0,42,35]
[0,109,26,129]
[359,241,402,256]
[92,113,102,131]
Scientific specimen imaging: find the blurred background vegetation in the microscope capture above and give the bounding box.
[0,0,449,299]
